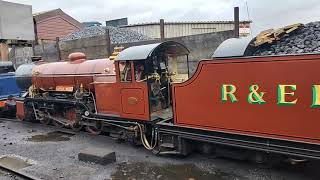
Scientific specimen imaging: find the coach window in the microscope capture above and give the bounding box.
[119,61,132,82]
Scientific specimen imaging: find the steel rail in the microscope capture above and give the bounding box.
[0,163,40,180]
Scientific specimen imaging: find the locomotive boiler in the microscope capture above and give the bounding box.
[15,41,320,161]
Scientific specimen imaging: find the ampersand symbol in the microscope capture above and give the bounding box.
[248,85,266,104]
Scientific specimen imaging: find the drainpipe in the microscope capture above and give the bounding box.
[234,7,240,38]
[160,19,165,41]
[0,43,9,61]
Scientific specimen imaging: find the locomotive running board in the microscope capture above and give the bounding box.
[156,121,320,160]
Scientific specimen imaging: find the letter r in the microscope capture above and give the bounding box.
[222,84,238,103]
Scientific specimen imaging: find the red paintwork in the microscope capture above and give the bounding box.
[66,109,76,122]
[94,61,150,120]
[16,100,25,121]
[31,54,150,121]
[32,53,116,91]
[172,54,320,144]
[0,100,5,108]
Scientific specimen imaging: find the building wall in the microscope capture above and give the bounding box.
[121,22,250,39]
[36,16,82,40]
[0,1,35,41]
[59,30,234,74]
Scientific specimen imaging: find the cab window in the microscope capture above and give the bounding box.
[119,61,132,82]
[134,62,146,82]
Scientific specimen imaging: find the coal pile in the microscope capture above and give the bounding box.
[62,26,152,44]
[253,21,320,56]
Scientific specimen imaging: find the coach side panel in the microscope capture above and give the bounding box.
[172,55,320,144]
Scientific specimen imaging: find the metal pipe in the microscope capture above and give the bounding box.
[160,19,165,41]
[56,37,61,61]
[234,7,240,38]
[105,28,111,57]
[90,92,98,114]
[83,115,158,150]
[0,43,9,61]
[187,55,190,78]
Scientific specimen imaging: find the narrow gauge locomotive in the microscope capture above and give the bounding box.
[0,61,21,117]
[15,41,320,161]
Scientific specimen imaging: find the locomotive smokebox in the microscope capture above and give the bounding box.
[15,62,36,91]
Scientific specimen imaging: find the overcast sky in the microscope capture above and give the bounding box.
[5,0,320,35]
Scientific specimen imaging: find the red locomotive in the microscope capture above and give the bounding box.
[15,41,320,161]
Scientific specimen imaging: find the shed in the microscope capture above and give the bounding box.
[120,21,251,39]
[33,9,83,41]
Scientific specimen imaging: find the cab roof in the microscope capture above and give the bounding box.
[115,41,190,61]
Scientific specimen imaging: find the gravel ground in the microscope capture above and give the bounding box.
[61,26,152,44]
[0,120,319,180]
[253,21,320,56]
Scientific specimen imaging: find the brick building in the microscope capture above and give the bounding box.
[33,8,83,41]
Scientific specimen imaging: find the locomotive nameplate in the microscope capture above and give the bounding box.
[221,84,320,107]
[55,86,74,92]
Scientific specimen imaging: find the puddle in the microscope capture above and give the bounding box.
[0,156,32,170]
[111,163,241,180]
[27,131,74,142]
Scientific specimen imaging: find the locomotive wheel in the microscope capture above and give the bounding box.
[152,146,161,155]
[52,120,65,128]
[86,121,102,135]
[70,123,83,132]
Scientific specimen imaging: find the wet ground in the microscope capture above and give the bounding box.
[111,162,241,180]
[27,131,74,142]
[0,120,319,180]
[0,156,32,170]
[0,156,33,180]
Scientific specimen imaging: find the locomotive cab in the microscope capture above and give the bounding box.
[113,41,190,120]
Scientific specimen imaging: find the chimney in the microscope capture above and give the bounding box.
[160,19,165,41]
[234,7,240,38]
[0,43,9,61]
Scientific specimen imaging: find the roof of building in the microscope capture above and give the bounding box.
[33,8,83,28]
[121,20,252,28]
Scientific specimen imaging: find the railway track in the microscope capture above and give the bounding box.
[0,117,68,180]
[0,163,40,180]
[0,117,93,135]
